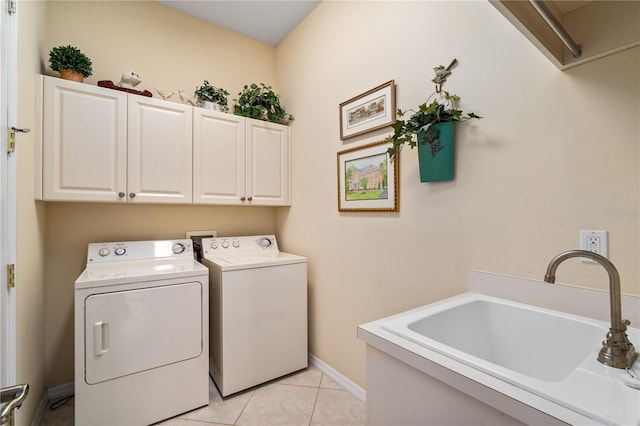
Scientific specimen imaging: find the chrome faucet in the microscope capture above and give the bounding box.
[544,250,637,369]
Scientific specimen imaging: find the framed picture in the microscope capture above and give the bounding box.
[337,140,399,212]
[339,80,396,140]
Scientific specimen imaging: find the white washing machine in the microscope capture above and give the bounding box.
[74,239,209,425]
[201,235,307,397]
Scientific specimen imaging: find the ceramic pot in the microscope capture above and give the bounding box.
[59,69,84,83]
[417,121,455,182]
[202,101,222,111]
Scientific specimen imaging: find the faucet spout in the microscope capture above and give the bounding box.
[544,249,637,369]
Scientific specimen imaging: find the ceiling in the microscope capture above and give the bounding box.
[156,1,320,47]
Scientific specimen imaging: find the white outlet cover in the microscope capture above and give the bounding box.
[580,230,608,262]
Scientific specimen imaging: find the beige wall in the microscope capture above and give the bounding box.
[16,1,48,423]
[275,1,639,387]
[17,1,640,416]
[40,1,280,387]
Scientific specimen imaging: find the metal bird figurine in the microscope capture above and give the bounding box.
[432,59,457,93]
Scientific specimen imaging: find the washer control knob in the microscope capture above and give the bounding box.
[98,248,110,257]
[221,240,229,249]
[114,247,126,256]
[172,242,185,254]
[259,237,272,248]
[209,241,218,249]
[232,240,240,248]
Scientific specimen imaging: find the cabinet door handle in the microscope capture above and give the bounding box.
[129,193,136,198]
[240,197,246,201]
[118,192,125,198]
[247,197,253,201]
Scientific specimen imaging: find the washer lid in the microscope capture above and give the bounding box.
[204,251,306,271]
[75,257,208,289]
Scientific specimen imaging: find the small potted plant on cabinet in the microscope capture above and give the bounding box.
[49,45,93,83]
[386,91,481,182]
[233,83,294,125]
[194,80,230,112]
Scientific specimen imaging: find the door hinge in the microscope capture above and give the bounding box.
[7,264,15,288]
[7,127,30,154]
[7,129,15,153]
[8,0,17,14]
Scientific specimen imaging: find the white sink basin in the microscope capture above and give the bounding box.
[401,297,605,381]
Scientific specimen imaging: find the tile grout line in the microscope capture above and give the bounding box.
[307,373,323,426]
[232,389,256,426]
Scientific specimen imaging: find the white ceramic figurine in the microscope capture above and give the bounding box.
[115,70,142,89]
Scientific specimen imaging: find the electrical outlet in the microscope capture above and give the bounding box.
[580,230,608,262]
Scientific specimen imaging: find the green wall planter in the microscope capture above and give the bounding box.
[417,121,455,182]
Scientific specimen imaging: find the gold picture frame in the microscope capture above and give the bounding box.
[337,140,399,212]
[339,80,396,140]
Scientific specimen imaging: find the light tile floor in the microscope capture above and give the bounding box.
[40,366,366,426]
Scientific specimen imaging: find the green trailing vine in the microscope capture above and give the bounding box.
[386,91,481,162]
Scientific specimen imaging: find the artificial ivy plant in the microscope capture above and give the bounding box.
[233,83,294,125]
[194,80,230,111]
[386,91,481,162]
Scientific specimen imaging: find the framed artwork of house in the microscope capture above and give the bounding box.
[339,80,396,140]
[337,140,399,212]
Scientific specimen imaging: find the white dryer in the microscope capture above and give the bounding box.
[74,239,209,425]
[201,235,307,397]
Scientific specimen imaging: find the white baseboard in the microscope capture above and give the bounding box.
[30,390,48,426]
[30,382,74,426]
[309,353,366,404]
[47,381,74,400]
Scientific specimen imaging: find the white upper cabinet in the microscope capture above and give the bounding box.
[42,75,127,202]
[39,75,192,203]
[193,111,290,206]
[193,109,246,205]
[245,118,290,206]
[127,96,193,204]
[37,75,290,206]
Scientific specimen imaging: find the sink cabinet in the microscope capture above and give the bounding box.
[36,75,290,206]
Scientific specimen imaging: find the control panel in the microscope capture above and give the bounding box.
[87,239,193,263]
[202,235,279,255]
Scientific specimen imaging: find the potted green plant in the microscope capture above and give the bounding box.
[386,91,481,182]
[194,80,230,112]
[49,45,93,83]
[233,83,294,125]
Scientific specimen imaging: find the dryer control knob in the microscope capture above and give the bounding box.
[221,240,229,249]
[232,240,240,248]
[114,247,126,256]
[172,242,186,254]
[98,248,110,257]
[209,241,218,249]
[259,237,272,248]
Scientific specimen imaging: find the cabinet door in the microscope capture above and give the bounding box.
[193,109,245,205]
[127,96,193,203]
[246,118,290,206]
[43,76,127,202]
